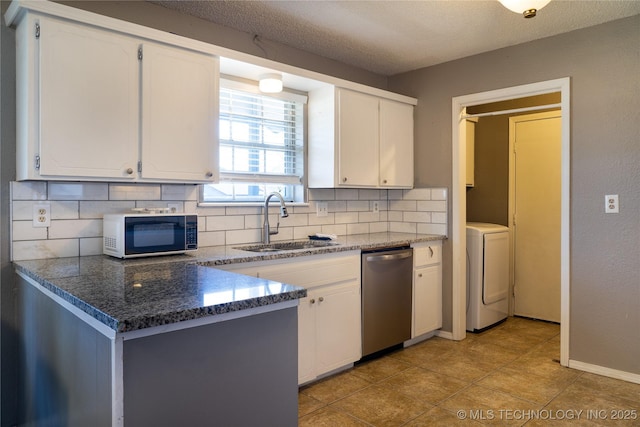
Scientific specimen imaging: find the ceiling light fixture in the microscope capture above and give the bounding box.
[498,0,551,18]
[259,73,283,93]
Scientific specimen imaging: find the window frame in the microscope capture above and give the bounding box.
[200,77,308,205]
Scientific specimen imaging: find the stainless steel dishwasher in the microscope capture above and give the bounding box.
[361,247,413,357]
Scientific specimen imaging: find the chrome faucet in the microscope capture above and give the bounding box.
[263,192,289,244]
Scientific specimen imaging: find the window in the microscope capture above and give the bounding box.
[202,78,306,203]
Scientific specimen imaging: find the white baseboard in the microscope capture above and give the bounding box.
[569,359,640,384]
[436,330,455,340]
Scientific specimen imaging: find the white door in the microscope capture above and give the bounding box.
[379,99,413,187]
[510,111,561,322]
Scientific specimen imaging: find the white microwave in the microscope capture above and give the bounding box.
[103,213,198,259]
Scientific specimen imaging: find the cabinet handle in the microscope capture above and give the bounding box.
[205,171,213,178]
[418,273,423,278]
[319,297,324,302]
[429,246,434,257]
[382,179,388,184]
[342,177,348,183]
[126,168,134,175]
[310,299,315,304]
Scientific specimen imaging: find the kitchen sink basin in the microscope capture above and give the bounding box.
[234,240,338,253]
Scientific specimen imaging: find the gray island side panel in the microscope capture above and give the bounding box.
[122,305,298,426]
[17,273,112,426]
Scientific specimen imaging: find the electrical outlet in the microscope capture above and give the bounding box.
[372,201,380,213]
[316,202,328,217]
[167,203,181,213]
[33,202,51,227]
[605,194,619,213]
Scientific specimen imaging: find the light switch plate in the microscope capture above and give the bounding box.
[316,202,328,217]
[605,194,619,213]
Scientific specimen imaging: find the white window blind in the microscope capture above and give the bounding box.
[203,79,306,202]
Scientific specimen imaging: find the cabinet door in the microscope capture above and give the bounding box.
[337,89,379,187]
[315,281,362,374]
[413,264,442,337]
[297,292,317,384]
[39,17,139,179]
[379,99,414,188]
[141,42,219,182]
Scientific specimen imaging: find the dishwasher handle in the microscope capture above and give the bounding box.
[365,251,413,262]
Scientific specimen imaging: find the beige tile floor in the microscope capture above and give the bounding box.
[298,317,640,426]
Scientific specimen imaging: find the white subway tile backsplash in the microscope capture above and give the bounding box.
[389,200,417,211]
[327,200,347,213]
[403,211,432,223]
[51,201,80,220]
[417,200,447,212]
[334,212,359,224]
[12,221,48,241]
[369,222,388,233]
[321,224,346,236]
[309,188,335,201]
[347,222,369,235]
[358,189,381,200]
[389,222,417,233]
[207,215,244,231]
[13,239,79,261]
[431,188,447,201]
[11,180,448,260]
[225,229,261,245]
[431,212,448,224]
[358,211,380,223]
[12,201,37,221]
[109,184,161,201]
[198,231,225,247]
[403,188,432,200]
[388,189,404,200]
[293,226,320,240]
[11,181,47,200]
[80,237,103,256]
[347,200,369,212]
[418,223,447,235]
[80,201,136,218]
[335,189,358,200]
[49,182,108,200]
[49,219,102,239]
[308,214,335,226]
[161,184,198,201]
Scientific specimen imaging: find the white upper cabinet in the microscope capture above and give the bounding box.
[140,42,218,181]
[308,87,414,189]
[24,16,139,180]
[379,99,414,188]
[14,12,219,183]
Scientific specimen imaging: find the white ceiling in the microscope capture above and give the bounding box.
[149,0,640,76]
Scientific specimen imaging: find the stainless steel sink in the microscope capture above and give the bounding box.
[234,240,338,253]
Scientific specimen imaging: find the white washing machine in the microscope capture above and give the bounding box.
[466,222,509,332]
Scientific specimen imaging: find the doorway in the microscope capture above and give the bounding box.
[510,111,561,323]
[451,78,570,366]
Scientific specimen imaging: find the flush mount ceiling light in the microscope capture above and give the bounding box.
[259,73,283,93]
[498,0,551,18]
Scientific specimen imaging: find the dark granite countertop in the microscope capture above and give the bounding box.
[14,232,445,334]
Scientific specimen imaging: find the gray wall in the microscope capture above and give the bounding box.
[389,16,640,374]
[57,0,388,90]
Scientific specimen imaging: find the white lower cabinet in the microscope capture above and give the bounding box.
[216,251,361,384]
[411,241,443,337]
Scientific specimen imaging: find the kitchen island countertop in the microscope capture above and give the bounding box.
[14,231,445,334]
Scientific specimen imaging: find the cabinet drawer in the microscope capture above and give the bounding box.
[413,242,442,266]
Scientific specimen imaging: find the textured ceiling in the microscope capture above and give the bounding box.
[150,0,640,76]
